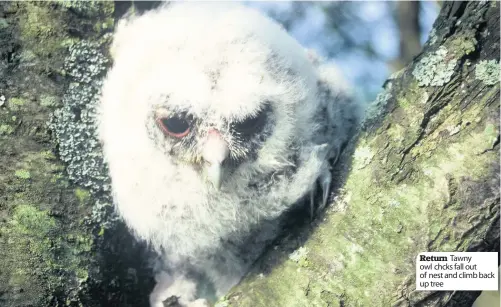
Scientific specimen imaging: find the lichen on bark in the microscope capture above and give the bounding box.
[0,2,151,306]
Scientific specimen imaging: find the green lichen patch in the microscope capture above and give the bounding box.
[7,97,27,111]
[9,97,25,105]
[6,204,56,241]
[229,260,312,307]
[0,145,97,304]
[215,299,230,307]
[448,34,477,56]
[50,40,110,193]
[14,169,31,179]
[386,122,406,143]
[475,59,500,86]
[39,94,61,107]
[289,246,310,267]
[57,0,114,18]
[1,202,95,304]
[412,46,457,87]
[0,124,14,135]
[0,205,59,305]
[414,32,480,88]
[14,1,114,74]
[16,2,69,69]
[75,187,91,205]
[483,123,499,148]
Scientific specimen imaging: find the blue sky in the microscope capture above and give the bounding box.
[245,1,439,102]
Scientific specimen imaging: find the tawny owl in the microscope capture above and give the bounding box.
[98,2,361,306]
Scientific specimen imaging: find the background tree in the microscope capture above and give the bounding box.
[247,1,439,101]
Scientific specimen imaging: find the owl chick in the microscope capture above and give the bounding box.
[98,2,360,306]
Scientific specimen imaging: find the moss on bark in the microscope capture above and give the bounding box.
[0,2,151,306]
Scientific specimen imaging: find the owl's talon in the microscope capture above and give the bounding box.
[309,168,332,219]
[318,169,332,213]
[309,184,316,219]
[150,271,174,307]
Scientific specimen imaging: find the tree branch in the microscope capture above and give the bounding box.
[221,2,500,306]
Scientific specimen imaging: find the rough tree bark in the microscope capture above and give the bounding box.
[0,2,498,307]
[0,2,154,306]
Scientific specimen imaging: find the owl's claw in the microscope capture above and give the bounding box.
[309,184,316,219]
[150,271,174,307]
[318,169,332,212]
[150,272,207,307]
[309,168,332,219]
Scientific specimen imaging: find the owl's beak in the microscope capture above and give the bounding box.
[206,162,223,190]
[202,129,229,190]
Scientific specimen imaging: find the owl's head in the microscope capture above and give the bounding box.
[99,3,320,190]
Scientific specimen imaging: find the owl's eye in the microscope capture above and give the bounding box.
[233,105,270,135]
[234,115,263,133]
[157,114,192,138]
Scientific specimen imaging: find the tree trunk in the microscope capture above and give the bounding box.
[0,2,153,306]
[0,2,498,307]
[221,2,500,307]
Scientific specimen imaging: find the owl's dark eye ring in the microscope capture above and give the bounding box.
[232,104,271,135]
[234,115,263,133]
[157,115,191,138]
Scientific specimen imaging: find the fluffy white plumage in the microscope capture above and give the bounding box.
[98,2,360,306]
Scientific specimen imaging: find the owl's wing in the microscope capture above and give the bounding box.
[311,50,362,161]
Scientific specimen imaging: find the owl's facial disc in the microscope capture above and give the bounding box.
[202,129,229,190]
[152,103,274,190]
